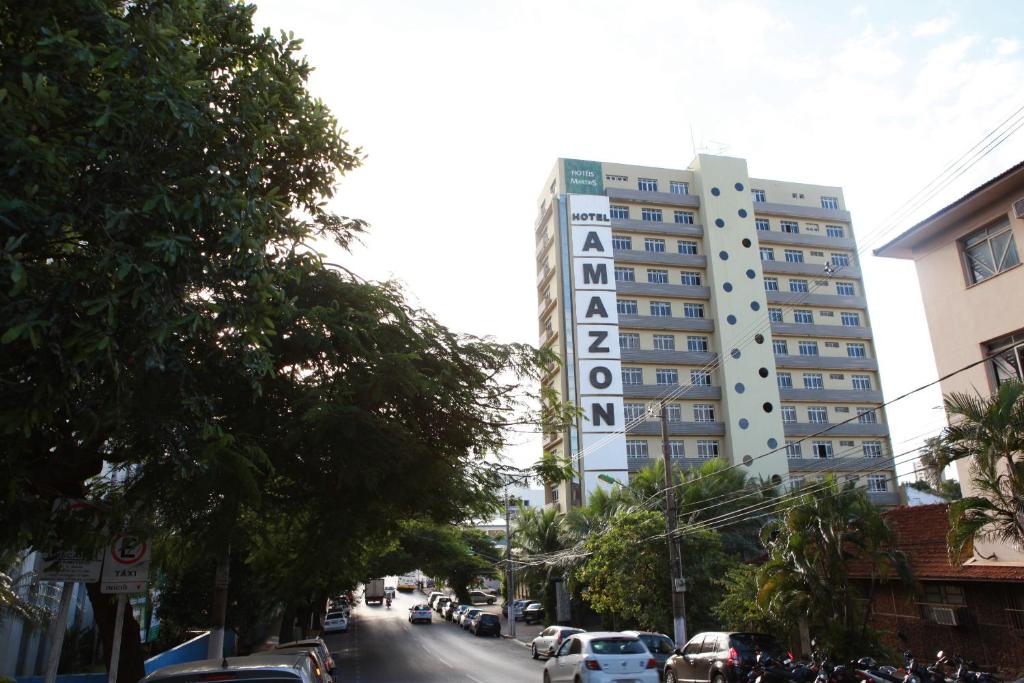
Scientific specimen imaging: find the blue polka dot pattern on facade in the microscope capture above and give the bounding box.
[750,301,760,311]
[711,187,720,196]
[746,269,756,279]
[719,250,729,260]
[730,348,741,359]
[739,419,749,429]
[735,382,745,393]
[715,218,725,228]
[726,314,737,325]
[767,438,778,449]
[738,209,748,218]
[735,182,744,191]
[723,282,733,292]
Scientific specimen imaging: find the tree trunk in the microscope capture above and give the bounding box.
[86,582,145,683]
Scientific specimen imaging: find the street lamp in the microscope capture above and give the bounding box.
[597,473,625,487]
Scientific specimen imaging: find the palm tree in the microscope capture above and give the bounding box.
[513,505,566,621]
[939,380,1024,559]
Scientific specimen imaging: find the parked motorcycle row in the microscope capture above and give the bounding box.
[747,648,1002,683]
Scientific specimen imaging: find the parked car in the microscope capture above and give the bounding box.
[426,591,444,607]
[444,602,468,622]
[663,632,787,683]
[471,612,502,637]
[621,631,675,670]
[434,596,452,613]
[409,603,433,624]
[468,590,497,604]
[321,611,348,633]
[140,655,317,683]
[543,632,658,682]
[523,602,545,624]
[274,638,336,680]
[502,598,532,620]
[265,648,332,683]
[531,626,586,660]
[460,607,482,628]
[451,604,472,623]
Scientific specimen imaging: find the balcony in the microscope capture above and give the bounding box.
[756,229,856,251]
[774,354,879,371]
[536,234,554,262]
[610,218,704,238]
[771,322,872,340]
[867,490,900,506]
[627,455,712,473]
[538,294,556,317]
[614,249,707,268]
[607,187,701,208]
[761,259,862,279]
[535,201,553,236]
[619,314,715,332]
[754,201,851,223]
[787,455,894,472]
[537,263,554,288]
[782,422,890,437]
[539,326,556,345]
[626,420,726,437]
[622,383,722,400]
[616,281,711,300]
[765,291,867,309]
[778,387,884,403]
[621,349,717,365]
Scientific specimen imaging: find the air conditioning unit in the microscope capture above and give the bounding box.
[928,606,959,626]
[1013,197,1024,220]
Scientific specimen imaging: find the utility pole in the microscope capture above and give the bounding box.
[504,486,516,639]
[656,400,687,646]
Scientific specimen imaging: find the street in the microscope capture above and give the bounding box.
[323,588,544,683]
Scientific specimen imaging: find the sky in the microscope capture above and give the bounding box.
[252,0,1024,481]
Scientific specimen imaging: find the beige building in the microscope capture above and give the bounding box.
[876,159,1024,563]
[535,155,897,510]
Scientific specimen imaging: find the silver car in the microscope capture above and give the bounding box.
[531,625,586,659]
[141,654,316,683]
[621,630,675,670]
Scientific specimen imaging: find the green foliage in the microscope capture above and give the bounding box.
[713,564,787,634]
[514,505,568,619]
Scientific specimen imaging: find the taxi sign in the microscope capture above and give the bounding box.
[100,535,151,594]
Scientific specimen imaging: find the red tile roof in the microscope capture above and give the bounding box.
[848,503,1024,582]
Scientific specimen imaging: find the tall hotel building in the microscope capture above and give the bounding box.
[534,155,897,510]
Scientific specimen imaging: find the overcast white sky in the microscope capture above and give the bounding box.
[253,0,1024,481]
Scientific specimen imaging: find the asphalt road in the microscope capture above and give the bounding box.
[323,587,545,683]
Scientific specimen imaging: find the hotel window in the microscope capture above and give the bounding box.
[650,301,671,317]
[847,342,866,358]
[645,238,666,252]
[617,299,638,316]
[789,279,809,293]
[811,441,834,458]
[764,277,779,291]
[691,369,711,386]
[922,584,966,607]
[752,189,766,202]
[777,372,792,388]
[638,177,658,192]
[786,441,802,458]
[841,312,861,327]
[622,367,643,385]
[773,340,789,355]
[851,374,872,391]
[656,368,679,385]
[687,335,709,352]
[831,253,851,267]
[781,406,797,423]
[987,331,1024,386]
[678,240,698,255]
[653,334,675,350]
[693,404,715,422]
[624,402,646,421]
[680,271,702,286]
[857,408,877,424]
[648,269,669,284]
[614,266,635,282]
[798,341,819,356]
[808,406,829,423]
[794,309,814,324]
[612,235,632,250]
[826,225,845,238]
[760,247,775,261]
[697,440,719,459]
[821,196,839,209]
[803,373,824,390]
[784,248,804,263]
[668,441,686,456]
[755,218,770,231]
[641,208,663,222]
[610,205,629,219]
[670,180,689,194]
[805,223,820,232]
[836,282,855,296]
[666,404,682,422]
[780,221,799,234]
[963,218,1020,284]
[619,333,640,350]
[769,308,784,322]
[683,303,705,319]
[674,210,695,224]
[866,474,888,493]
[863,441,883,458]
[626,439,649,457]
[606,174,628,182]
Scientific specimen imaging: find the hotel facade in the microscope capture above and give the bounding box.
[535,155,897,510]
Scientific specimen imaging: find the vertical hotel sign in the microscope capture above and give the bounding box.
[568,193,628,496]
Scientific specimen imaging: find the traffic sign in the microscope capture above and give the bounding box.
[101,535,151,594]
[38,551,103,582]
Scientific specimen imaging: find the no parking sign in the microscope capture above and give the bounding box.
[100,535,151,594]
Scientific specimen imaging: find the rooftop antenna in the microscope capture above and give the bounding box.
[689,124,697,159]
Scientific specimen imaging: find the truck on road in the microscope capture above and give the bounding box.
[364,578,386,605]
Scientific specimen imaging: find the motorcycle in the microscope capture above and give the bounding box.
[854,657,904,683]
[948,654,1001,683]
[385,597,392,608]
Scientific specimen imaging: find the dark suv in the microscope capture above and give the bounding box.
[663,632,787,683]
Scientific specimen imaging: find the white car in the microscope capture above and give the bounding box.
[409,603,433,624]
[543,632,657,683]
[322,611,348,633]
[531,626,586,659]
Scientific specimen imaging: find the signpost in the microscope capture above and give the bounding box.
[102,535,151,683]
